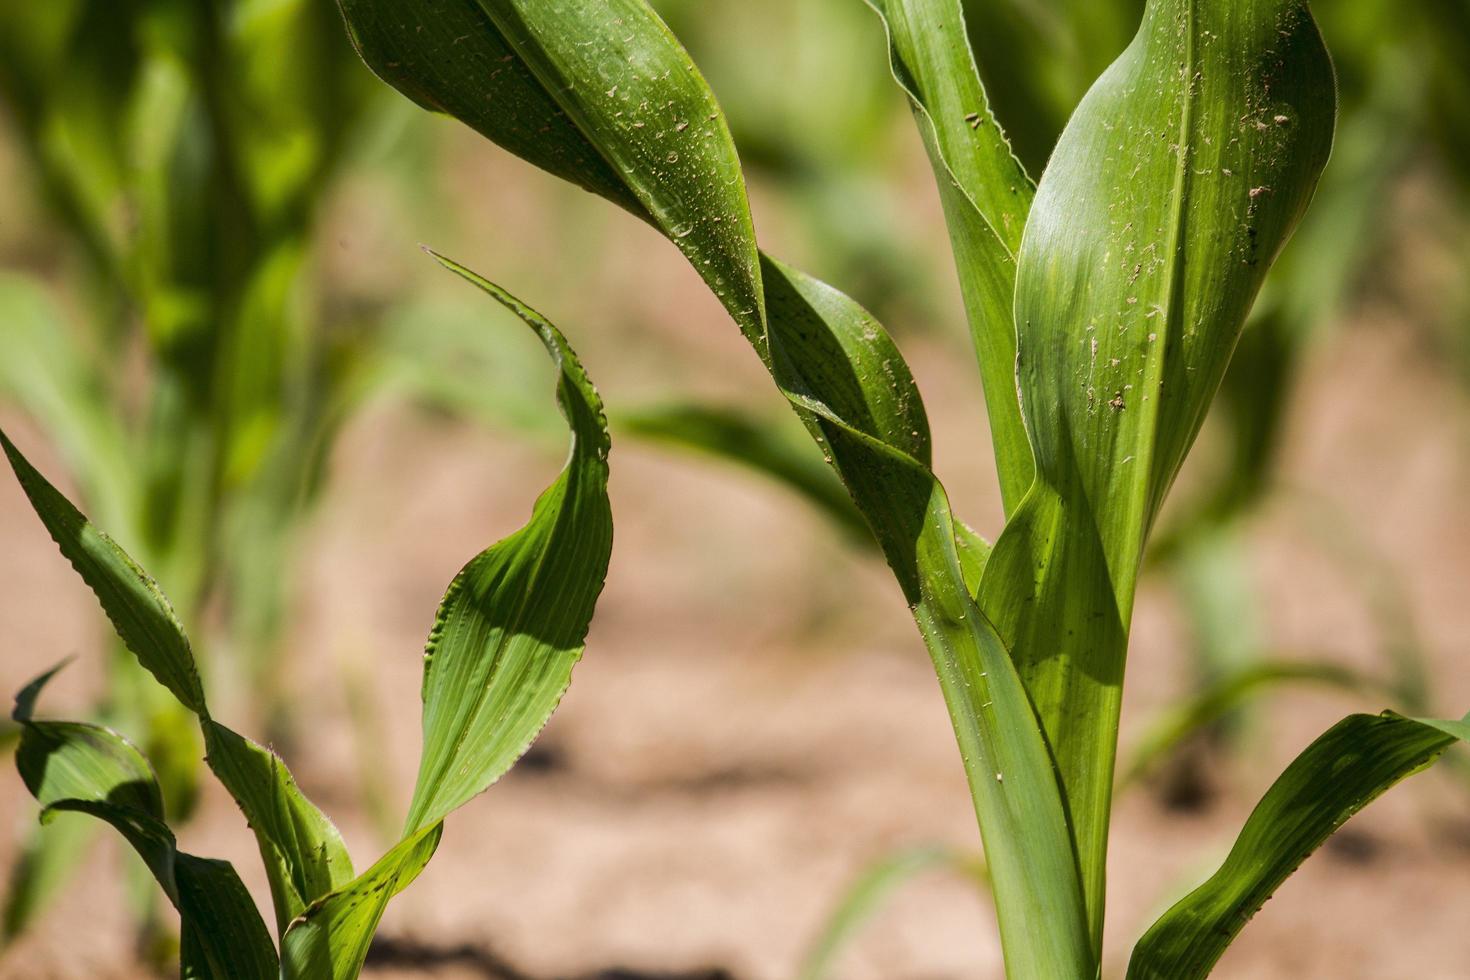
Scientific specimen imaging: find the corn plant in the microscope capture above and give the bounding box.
[2,253,612,978]
[334,0,1470,975]
[0,2,384,942]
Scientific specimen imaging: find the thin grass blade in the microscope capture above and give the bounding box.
[799,844,986,980]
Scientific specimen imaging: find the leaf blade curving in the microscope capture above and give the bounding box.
[1128,712,1470,980]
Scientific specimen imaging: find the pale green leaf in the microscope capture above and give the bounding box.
[1118,660,1380,790]
[799,844,986,980]
[279,826,442,980]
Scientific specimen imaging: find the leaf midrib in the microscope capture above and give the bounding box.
[1120,0,1198,616]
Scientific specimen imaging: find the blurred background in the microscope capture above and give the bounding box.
[0,0,1468,977]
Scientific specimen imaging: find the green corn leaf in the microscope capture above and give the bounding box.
[975,0,1336,943]
[279,826,443,980]
[336,0,764,343]
[1128,712,1470,980]
[278,256,613,979]
[336,3,1093,975]
[0,429,353,931]
[799,844,987,980]
[864,0,1036,512]
[1,431,208,715]
[200,721,355,931]
[404,252,613,834]
[758,258,1095,979]
[12,669,278,979]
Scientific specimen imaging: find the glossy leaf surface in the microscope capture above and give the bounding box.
[865,0,1036,511]
[279,256,613,978]
[335,2,1094,974]
[976,0,1336,940]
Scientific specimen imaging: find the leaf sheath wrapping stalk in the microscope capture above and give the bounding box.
[976,0,1336,943]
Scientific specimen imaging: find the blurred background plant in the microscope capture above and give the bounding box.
[0,0,1468,974]
[0,0,380,953]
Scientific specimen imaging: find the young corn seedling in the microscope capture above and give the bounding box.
[2,255,612,979]
[336,0,1470,975]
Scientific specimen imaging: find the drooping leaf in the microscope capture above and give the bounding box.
[336,0,765,343]
[975,0,1336,941]
[864,0,1036,511]
[12,669,278,980]
[1128,712,1470,979]
[0,429,353,931]
[335,3,1094,975]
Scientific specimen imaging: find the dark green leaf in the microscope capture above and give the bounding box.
[13,672,278,980]
[0,429,352,931]
[334,4,1095,975]
[1128,712,1470,979]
